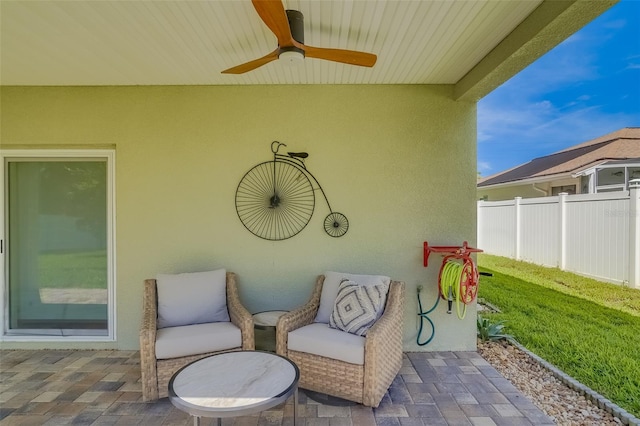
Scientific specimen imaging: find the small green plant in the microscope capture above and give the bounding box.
[477,314,514,343]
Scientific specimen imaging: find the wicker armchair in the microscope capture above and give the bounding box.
[140,271,254,401]
[276,275,405,407]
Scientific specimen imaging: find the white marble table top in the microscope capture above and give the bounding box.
[169,351,299,418]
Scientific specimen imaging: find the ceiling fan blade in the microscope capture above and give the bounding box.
[251,0,295,47]
[303,45,377,67]
[221,49,279,74]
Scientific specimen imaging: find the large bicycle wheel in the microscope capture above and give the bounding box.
[236,161,315,240]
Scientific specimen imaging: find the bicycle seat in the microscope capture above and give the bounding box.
[287,152,309,159]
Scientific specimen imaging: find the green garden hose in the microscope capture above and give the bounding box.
[416,285,440,346]
[439,260,467,319]
[417,258,474,345]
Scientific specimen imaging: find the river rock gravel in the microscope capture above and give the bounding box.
[477,340,622,426]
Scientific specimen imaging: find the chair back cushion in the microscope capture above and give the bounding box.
[329,279,389,336]
[156,269,229,329]
[155,322,241,359]
[315,271,390,324]
[288,323,366,365]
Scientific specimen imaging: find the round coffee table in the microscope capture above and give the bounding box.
[168,351,299,426]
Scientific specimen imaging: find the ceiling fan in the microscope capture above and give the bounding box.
[221,0,377,74]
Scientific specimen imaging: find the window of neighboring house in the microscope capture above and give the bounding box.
[596,167,626,193]
[551,185,576,196]
[1,150,115,340]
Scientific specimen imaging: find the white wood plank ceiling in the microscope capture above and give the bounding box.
[0,0,543,86]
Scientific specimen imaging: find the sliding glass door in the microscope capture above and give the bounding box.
[1,151,114,339]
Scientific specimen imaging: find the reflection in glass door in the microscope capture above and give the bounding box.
[2,152,114,338]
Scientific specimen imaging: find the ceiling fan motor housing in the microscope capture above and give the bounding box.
[280,9,305,58]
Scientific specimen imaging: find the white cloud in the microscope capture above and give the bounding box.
[602,18,627,30]
[477,161,492,175]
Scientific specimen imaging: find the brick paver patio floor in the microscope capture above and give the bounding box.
[0,349,554,425]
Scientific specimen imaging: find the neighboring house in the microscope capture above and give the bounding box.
[0,1,617,353]
[477,128,640,201]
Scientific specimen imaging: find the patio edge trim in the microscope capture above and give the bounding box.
[513,341,640,426]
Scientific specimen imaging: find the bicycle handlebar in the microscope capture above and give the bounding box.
[271,141,286,154]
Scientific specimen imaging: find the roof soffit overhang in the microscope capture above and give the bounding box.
[572,159,640,177]
[477,171,577,190]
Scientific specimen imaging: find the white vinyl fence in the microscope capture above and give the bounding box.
[477,180,640,288]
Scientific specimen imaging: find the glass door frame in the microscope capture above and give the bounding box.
[0,149,116,342]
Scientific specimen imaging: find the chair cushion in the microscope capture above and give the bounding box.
[288,322,365,365]
[155,322,241,359]
[156,269,229,329]
[315,271,390,324]
[329,280,389,336]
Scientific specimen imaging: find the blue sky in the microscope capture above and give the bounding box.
[477,0,640,177]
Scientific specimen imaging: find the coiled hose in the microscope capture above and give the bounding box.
[439,259,466,319]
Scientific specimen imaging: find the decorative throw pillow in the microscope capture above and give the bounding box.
[315,271,391,323]
[156,269,229,329]
[329,279,390,336]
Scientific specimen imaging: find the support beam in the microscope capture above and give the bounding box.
[629,179,640,288]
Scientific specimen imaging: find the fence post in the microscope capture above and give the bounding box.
[558,193,567,270]
[629,179,640,289]
[477,200,483,250]
[515,197,521,260]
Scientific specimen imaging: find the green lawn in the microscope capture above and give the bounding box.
[38,250,107,289]
[478,254,640,417]
[479,254,640,317]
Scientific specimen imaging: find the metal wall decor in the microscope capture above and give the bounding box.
[236,141,349,241]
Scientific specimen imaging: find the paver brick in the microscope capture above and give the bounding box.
[0,350,553,426]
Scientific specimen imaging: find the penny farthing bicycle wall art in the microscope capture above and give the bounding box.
[235,141,349,241]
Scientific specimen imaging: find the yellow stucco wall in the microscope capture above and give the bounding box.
[0,85,478,351]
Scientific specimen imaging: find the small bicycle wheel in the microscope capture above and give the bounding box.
[323,212,349,237]
[236,161,315,240]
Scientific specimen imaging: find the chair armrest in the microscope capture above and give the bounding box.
[363,280,406,406]
[140,279,159,401]
[226,272,255,350]
[276,275,324,356]
[140,279,158,355]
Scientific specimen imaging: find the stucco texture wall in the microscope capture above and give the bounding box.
[1,85,478,351]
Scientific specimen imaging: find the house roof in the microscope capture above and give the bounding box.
[0,0,617,101]
[478,127,640,188]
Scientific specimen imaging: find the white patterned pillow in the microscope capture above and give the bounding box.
[315,271,391,323]
[329,279,390,336]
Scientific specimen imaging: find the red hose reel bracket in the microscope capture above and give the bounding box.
[423,241,482,267]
